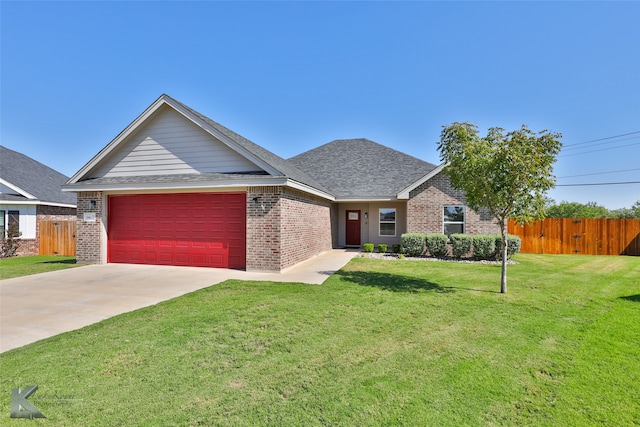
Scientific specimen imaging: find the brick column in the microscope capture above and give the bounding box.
[76,191,104,264]
[246,187,282,271]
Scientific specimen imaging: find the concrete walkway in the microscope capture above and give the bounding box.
[0,249,358,353]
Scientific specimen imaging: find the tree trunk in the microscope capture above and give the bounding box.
[500,218,508,294]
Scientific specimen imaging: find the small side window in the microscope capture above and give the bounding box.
[443,206,464,236]
[8,210,19,233]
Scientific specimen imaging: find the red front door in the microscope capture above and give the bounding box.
[108,192,246,269]
[345,210,361,246]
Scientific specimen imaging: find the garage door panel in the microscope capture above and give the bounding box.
[157,252,173,263]
[108,193,246,269]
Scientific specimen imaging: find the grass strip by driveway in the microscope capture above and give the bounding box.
[0,256,78,280]
[0,254,638,426]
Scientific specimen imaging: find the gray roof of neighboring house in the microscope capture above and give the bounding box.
[0,145,77,206]
[166,95,331,195]
[289,138,438,199]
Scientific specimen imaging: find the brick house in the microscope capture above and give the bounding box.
[63,94,498,272]
[0,146,77,256]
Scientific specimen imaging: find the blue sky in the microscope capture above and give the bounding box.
[2,1,639,209]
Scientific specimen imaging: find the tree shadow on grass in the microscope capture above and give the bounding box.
[335,270,450,293]
[620,294,640,303]
[41,259,77,265]
[335,270,502,294]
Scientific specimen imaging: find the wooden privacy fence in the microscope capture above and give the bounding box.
[39,220,77,256]
[508,218,640,256]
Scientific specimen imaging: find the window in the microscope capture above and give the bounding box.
[0,211,4,236]
[443,206,464,236]
[7,210,19,237]
[379,208,396,236]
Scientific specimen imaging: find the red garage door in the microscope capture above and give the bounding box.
[108,193,246,269]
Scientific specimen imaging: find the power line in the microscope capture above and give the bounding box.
[556,181,640,187]
[557,168,640,179]
[558,142,640,157]
[563,131,640,147]
[561,135,640,152]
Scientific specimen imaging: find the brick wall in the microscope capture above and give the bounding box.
[407,171,499,235]
[280,188,332,270]
[246,187,282,271]
[15,239,37,256]
[246,186,333,272]
[76,192,103,264]
[36,205,77,217]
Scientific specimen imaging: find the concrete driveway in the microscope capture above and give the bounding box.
[0,249,357,353]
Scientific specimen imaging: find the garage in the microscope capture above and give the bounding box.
[108,193,246,269]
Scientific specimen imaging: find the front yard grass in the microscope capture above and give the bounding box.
[0,254,638,425]
[0,255,78,280]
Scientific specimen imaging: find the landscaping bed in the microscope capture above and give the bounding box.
[359,251,519,264]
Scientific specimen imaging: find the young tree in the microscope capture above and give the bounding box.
[1,220,22,258]
[438,122,562,293]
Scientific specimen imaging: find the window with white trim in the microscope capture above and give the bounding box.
[8,211,19,234]
[379,208,396,237]
[0,211,5,237]
[443,206,465,236]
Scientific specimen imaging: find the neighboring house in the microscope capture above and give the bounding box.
[0,146,77,255]
[63,94,498,271]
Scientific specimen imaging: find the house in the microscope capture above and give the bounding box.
[0,146,77,255]
[63,94,498,271]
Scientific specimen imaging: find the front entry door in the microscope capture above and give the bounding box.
[345,210,361,246]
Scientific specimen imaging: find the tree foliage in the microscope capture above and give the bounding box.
[437,122,562,293]
[546,200,640,219]
[610,200,640,219]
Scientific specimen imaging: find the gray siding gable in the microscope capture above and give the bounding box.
[90,106,265,178]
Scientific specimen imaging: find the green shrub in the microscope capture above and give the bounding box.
[426,234,448,257]
[378,244,388,253]
[449,234,473,258]
[401,233,425,257]
[398,254,405,259]
[494,234,522,259]
[392,244,401,254]
[363,243,374,253]
[472,235,496,260]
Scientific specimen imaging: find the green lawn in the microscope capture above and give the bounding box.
[0,255,79,280]
[1,254,638,426]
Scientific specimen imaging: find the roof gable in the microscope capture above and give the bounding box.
[68,94,329,195]
[396,163,447,199]
[289,139,438,199]
[0,145,76,206]
[89,105,265,178]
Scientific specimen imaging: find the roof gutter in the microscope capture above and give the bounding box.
[62,177,336,201]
